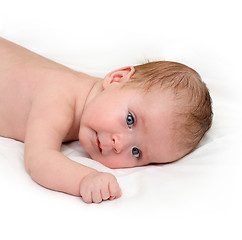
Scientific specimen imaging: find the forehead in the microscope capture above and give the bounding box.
[132,89,180,164]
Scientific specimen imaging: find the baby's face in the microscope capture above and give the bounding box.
[79,83,180,169]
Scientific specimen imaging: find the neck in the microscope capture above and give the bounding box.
[84,76,103,106]
[74,73,103,127]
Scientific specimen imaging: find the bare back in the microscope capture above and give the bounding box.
[0,38,123,202]
[0,37,95,142]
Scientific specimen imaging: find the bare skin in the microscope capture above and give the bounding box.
[0,37,121,203]
[0,37,180,203]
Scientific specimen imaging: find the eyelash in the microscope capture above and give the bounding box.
[126,112,136,128]
[132,147,141,159]
[126,112,141,159]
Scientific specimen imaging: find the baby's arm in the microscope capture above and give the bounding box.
[24,92,121,203]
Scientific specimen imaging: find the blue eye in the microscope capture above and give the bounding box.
[132,147,140,158]
[126,112,135,128]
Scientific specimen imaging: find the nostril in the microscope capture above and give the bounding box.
[113,147,118,153]
[112,137,119,153]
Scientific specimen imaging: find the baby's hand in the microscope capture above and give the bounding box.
[79,172,122,204]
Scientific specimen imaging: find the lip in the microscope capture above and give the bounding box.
[96,132,102,153]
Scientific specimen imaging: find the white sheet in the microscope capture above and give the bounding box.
[1,0,241,239]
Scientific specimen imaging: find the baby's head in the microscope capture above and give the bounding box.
[79,61,213,168]
[123,61,213,158]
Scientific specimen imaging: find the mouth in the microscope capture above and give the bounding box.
[96,133,102,153]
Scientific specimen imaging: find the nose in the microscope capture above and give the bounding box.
[112,133,132,154]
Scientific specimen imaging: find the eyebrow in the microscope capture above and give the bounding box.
[136,109,151,163]
[137,109,148,135]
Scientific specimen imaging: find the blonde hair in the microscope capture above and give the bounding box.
[123,61,213,157]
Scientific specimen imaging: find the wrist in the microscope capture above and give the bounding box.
[80,169,99,183]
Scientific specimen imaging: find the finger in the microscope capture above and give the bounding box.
[109,189,122,200]
[92,190,102,203]
[116,188,122,198]
[101,186,110,201]
[109,196,115,200]
[80,190,92,204]
[81,193,92,204]
[108,181,122,199]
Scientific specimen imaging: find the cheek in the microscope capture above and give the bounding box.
[83,100,120,126]
[94,110,124,133]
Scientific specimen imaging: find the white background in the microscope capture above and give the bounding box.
[0,0,241,239]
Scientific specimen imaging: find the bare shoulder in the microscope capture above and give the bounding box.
[23,86,76,162]
[29,79,77,129]
[0,37,95,142]
[26,72,92,143]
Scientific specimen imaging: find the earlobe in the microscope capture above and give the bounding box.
[102,66,135,89]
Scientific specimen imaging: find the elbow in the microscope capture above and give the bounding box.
[24,154,44,185]
[24,152,36,176]
[24,156,32,175]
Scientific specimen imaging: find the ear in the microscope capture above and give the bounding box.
[102,66,135,89]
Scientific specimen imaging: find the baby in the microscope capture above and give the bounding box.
[0,37,212,203]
